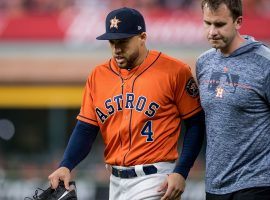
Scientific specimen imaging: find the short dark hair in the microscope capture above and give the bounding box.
[201,0,242,21]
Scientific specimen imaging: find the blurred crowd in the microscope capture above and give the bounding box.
[0,0,269,16]
[0,0,74,15]
[0,0,196,15]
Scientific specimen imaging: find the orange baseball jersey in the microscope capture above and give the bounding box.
[77,50,202,166]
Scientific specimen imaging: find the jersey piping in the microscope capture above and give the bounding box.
[77,115,98,124]
[181,106,202,119]
[120,52,162,165]
[108,52,162,165]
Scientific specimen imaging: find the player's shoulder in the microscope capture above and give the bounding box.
[90,60,111,74]
[156,51,190,72]
[159,51,187,65]
[94,60,110,70]
[85,60,111,81]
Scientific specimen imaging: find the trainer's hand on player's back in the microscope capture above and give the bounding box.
[48,167,71,190]
[158,173,186,200]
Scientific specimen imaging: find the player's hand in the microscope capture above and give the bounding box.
[158,173,186,200]
[48,167,71,190]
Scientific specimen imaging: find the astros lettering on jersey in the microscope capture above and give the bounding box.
[77,50,201,166]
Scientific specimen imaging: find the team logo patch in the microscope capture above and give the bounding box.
[185,78,199,97]
[110,16,121,29]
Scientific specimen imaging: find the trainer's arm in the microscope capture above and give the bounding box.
[49,120,99,189]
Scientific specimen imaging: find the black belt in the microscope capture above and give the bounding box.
[112,165,158,178]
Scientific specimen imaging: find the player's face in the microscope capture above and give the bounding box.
[203,3,242,54]
[109,34,145,69]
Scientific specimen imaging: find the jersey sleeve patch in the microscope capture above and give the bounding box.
[185,77,199,98]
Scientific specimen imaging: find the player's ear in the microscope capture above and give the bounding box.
[235,16,243,30]
[139,32,147,44]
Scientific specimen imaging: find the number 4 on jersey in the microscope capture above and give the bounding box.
[141,121,154,142]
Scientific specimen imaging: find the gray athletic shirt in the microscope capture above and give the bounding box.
[196,36,270,194]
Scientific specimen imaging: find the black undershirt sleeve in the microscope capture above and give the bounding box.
[59,120,99,171]
[173,110,205,179]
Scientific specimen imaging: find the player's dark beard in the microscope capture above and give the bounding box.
[125,50,140,70]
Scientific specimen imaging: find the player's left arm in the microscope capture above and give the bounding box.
[159,110,205,200]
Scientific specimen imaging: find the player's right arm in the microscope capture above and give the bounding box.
[48,120,99,190]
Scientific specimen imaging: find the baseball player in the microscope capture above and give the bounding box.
[49,7,205,200]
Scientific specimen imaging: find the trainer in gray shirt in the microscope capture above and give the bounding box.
[196,36,270,194]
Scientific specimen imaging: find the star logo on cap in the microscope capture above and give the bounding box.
[110,16,121,29]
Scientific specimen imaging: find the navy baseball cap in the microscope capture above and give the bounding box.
[96,7,146,40]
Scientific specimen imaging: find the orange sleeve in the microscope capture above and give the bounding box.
[175,64,202,119]
[77,72,99,126]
